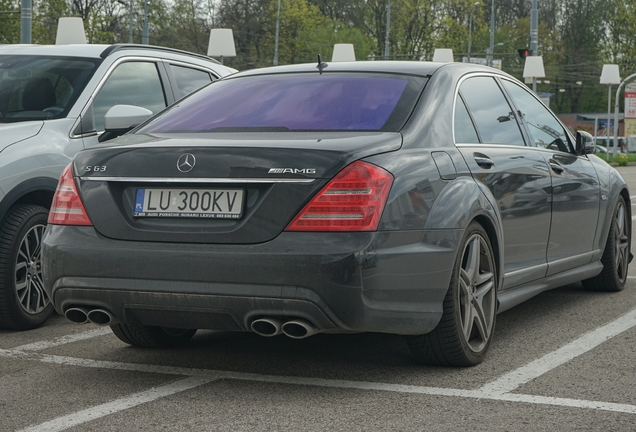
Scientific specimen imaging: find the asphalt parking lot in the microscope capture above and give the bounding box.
[1,167,636,432]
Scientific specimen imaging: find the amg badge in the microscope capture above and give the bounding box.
[268,168,316,174]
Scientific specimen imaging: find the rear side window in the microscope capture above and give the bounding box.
[460,76,525,146]
[169,65,212,99]
[454,95,480,143]
[139,73,427,133]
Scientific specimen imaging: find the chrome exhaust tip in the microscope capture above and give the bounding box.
[86,309,116,326]
[251,318,283,337]
[281,319,320,339]
[64,307,90,324]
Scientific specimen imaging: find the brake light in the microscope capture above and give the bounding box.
[285,161,393,232]
[48,163,93,226]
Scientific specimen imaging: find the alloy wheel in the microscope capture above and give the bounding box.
[458,233,496,353]
[14,224,49,315]
[614,200,630,284]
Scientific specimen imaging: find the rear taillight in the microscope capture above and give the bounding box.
[285,161,393,232]
[48,163,92,226]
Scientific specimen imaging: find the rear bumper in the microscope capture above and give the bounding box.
[42,226,461,335]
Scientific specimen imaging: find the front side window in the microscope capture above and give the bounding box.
[92,61,166,131]
[459,76,525,146]
[138,73,427,133]
[502,79,571,153]
[0,56,99,122]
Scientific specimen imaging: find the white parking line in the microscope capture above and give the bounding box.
[18,376,216,432]
[5,307,636,430]
[11,327,111,352]
[478,308,636,395]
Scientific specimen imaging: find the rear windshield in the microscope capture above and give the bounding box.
[139,72,427,133]
[0,55,100,123]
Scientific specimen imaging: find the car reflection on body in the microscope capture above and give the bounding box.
[42,61,631,367]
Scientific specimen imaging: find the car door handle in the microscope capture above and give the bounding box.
[549,160,564,174]
[474,156,494,169]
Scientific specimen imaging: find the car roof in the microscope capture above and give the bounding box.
[0,44,221,64]
[230,60,505,79]
[0,44,110,58]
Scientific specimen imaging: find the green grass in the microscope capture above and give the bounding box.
[595,152,635,166]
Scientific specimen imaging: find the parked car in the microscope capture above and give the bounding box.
[595,144,608,154]
[0,43,236,330]
[42,61,631,366]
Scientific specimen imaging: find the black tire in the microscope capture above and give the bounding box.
[582,195,630,292]
[110,323,197,348]
[407,222,497,367]
[0,204,53,330]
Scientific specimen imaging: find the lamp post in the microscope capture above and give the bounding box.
[467,1,480,63]
[273,0,281,65]
[487,0,494,66]
[142,0,148,44]
[600,64,621,155]
[116,0,133,43]
[384,0,391,60]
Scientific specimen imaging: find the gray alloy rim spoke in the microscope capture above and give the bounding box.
[459,233,495,353]
[472,299,490,342]
[613,203,629,280]
[14,224,49,315]
[15,261,27,273]
[465,238,480,283]
[17,281,28,302]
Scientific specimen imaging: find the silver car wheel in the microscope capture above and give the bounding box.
[458,233,496,354]
[15,223,49,315]
[613,200,629,283]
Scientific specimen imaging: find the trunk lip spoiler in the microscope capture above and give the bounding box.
[79,176,317,184]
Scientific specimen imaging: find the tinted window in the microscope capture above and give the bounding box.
[139,73,426,133]
[92,62,166,131]
[454,95,480,143]
[0,56,99,122]
[502,79,571,153]
[170,65,212,99]
[460,76,524,145]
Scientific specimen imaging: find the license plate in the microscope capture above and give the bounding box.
[133,188,244,219]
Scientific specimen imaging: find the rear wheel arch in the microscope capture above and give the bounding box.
[473,214,501,281]
[0,178,58,223]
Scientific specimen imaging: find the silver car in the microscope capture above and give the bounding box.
[0,43,236,329]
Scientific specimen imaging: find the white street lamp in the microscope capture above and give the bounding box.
[55,17,87,45]
[332,44,355,62]
[600,64,621,155]
[522,56,545,92]
[433,48,454,63]
[467,2,480,63]
[207,28,236,65]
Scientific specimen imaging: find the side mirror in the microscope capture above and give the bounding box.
[99,105,153,143]
[575,130,595,156]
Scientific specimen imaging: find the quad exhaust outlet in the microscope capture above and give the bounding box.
[64,307,118,326]
[251,317,322,339]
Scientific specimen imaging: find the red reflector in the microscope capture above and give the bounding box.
[48,163,93,226]
[285,161,393,232]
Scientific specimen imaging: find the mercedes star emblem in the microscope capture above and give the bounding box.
[177,153,196,173]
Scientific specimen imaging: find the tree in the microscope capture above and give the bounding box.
[0,0,20,44]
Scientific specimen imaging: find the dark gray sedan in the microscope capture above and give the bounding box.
[42,61,631,367]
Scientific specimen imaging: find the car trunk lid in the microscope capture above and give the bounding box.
[73,132,401,244]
